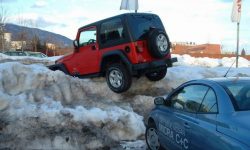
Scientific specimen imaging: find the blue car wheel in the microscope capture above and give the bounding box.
[146,122,163,150]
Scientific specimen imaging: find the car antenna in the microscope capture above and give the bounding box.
[224,59,236,77]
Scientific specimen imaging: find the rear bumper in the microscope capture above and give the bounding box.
[132,57,177,71]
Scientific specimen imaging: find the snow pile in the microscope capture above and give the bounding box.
[0,54,250,149]
[0,62,145,149]
[0,53,59,65]
[166,66,250,89]
[173,54,250,67]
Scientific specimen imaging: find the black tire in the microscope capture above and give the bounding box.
[106,63,132,93]
[146,122,164,150]
[147,29,170,59]
[146,68,167,81]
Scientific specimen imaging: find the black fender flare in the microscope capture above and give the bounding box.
[100,50,132,75]
[48,63,70,75]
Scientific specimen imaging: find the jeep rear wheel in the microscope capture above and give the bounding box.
[148,29,170,59]
[146,68,167,81]
[106,64,132,93]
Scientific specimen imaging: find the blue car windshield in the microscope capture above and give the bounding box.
[221,80,250,111]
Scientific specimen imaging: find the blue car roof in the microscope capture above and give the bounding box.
[187,77,250,85]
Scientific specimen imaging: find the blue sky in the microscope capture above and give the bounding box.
[2,0,250,54]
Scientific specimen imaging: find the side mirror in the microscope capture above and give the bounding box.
[73,40,79,52]
[154,97,165,105]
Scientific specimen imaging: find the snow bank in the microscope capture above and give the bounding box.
[0,53,59,65]
[165,66,250,89]
[0,54,250,149]
[173,54,250,67]
[0,62,145,149]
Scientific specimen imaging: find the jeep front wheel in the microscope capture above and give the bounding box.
[146,68,167,81]
[106,64,132,93]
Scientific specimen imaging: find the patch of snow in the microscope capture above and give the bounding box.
[120,140,146,150]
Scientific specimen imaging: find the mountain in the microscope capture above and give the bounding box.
[4,23,73,48]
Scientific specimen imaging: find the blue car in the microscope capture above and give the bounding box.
[145,77,250,150]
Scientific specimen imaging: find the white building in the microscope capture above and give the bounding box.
[4,33,12,42]
[11,41,26,50]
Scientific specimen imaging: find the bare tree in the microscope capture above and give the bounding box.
[17,16,30,51]
[26,19,39,52]
[0,0,9,51]
[241,48,246,56]
[31,34,39,52]
[45,35,56,56]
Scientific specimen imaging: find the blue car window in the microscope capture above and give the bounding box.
[220,81,250,111]
[171,85,209,113]
[199,89,217,113]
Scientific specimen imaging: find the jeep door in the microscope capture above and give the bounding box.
[72,27,100,75]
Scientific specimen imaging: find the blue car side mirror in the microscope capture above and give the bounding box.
[154,97,165,105]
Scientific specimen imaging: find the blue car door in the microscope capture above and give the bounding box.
[191,88,220,150]
[157,84,209,150]
[156,106,191,150]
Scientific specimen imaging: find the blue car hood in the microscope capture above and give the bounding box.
[218,111,250,147]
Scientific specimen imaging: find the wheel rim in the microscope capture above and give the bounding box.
[147,127,160,150]
[109,69,123,88]
[149,72,159,77]
[156,34,168,52]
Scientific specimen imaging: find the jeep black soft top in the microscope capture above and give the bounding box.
[79,13,165,42]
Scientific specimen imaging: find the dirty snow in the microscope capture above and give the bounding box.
[0,53,60,65]
[0,54,250,149]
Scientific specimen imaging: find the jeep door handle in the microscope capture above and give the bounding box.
[92,45,96,50]
[184,122,190,129]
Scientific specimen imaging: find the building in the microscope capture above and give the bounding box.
[4,33,12,42]
[46,43,56,50]
[11,41,26,50]
[172,42,221,55]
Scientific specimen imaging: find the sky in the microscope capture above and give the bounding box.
[1,0,250,54]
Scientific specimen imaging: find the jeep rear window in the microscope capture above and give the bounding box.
[127,14,165,41]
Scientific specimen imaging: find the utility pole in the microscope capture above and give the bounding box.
[231,0,242,68]
[236,22,240,68]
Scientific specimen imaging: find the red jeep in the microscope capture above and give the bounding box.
[49,13,177,93]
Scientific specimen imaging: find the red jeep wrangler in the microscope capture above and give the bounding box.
[49,13,177,93]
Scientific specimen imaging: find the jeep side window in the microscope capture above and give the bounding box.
[79,28,96,47]
[100,18,124,44]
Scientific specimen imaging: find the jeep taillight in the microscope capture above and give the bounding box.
[135,41,144,53]
[136,45,143,53]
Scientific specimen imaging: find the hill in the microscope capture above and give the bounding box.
[4,23,73,48]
